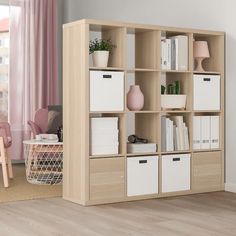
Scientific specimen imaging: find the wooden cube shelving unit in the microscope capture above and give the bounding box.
[63,19,225,206]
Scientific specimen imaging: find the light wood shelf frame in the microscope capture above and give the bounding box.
[63,19,225,206]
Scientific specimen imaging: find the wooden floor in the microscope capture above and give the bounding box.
[0,191,236,236]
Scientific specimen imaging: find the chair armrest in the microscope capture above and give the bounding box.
[28,121,42,138]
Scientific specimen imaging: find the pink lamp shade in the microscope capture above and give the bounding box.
[193,41,210,71]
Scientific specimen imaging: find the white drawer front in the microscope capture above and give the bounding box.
[193,74,220,110]
[127,156,158,196]
[90,71,124,111]
[162,154,190,193]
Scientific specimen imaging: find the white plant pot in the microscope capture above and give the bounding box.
[161,95,187,110]
[92,51,109,67]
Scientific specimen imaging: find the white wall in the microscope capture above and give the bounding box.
[62,0,236,191]
[63,0,226,30]
[225,0,236,192]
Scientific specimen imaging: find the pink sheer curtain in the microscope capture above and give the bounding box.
[9,0,59,160]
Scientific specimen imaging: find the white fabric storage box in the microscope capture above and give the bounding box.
[90,143,119,155]
[90,117,119,155]
[127,156,158,196]
[90,117,118,130]
[162,154,190,193]
[90,71,124,111]
[193,74,220,110]
[127,143,157,153]
[91,130,119,146]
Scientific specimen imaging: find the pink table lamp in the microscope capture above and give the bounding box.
[193,41,210,71]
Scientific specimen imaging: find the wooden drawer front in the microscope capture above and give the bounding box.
[90,158,125,200]
[192,152,223,191]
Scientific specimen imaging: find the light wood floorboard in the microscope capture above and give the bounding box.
[0,192,236,236]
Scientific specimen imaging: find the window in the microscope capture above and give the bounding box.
[0,5,9,122]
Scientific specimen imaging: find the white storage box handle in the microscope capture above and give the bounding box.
[139,160,148,164]
[203,77,211,81]
[103,74,112,79]
[172,157,180,162]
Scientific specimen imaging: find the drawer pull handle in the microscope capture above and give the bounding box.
[103,75,112,79]
[173,158,180,162]
[139,160,147,164]
[203,78,211,81]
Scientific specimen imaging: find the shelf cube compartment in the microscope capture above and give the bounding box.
[89,26,125,68]
[161,113,192,152]
[126,113,159,154]
[161,31,190,71]
[161,154,190,193]
[90,157,125,200]
[126,71,159,111]
[192,151,223,191]
[193,34,224,73]
[127,29,161,70]
[90,70,124,112]
[193,74,220,111]
[127,156,158,196]
[161,72,191,111]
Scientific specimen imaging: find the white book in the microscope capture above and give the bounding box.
[175,38,179,70]
[210,116,220,149]
[166,39,171,70]
[173,125,177,150]
[170,38,176,70]
[161,40,168,69]
[170,35,188,70]
[184,125,190,150]
[166,118,171,151]
[176,126,181,150]
[200,116,211,149]
[169,119,174,151]
[193,116,201,150]
[127,143,157,153]
[172,116,184,150]
[161,116,167,151]
[91,117,118,130]
[161,41,165,69]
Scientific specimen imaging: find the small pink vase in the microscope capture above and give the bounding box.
[127,85,144,111]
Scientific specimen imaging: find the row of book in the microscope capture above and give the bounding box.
[161,35,188,71]
[161,116,189,152]
[193,116,219,150]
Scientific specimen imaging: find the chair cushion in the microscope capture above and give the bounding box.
[47,109,62,134]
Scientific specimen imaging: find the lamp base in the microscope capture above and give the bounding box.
[195,58,205,72]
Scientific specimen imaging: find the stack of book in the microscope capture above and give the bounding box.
[90,117,119,155]
[161,116,189,152]
[161,35,188,71]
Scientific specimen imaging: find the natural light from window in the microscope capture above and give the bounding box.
[0,5,9,122]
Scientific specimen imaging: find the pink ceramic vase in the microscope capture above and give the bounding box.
[127,85,144,111]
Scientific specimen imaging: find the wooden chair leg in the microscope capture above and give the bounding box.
[0,138,8,187]
[6,150,13,179]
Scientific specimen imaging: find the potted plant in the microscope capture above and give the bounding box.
[89,38,116,67]
[161,81,187,110]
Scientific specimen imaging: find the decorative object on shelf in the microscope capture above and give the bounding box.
[128,134,148,144]
[193,41,210,72]
[89,38,116,67]
[57,126,63,142]
[161,81,187,110]
[127,85,144,111]
[161,85,166,95]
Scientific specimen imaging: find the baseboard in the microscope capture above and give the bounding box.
[12,160,25,164]
[225,183,236,193]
